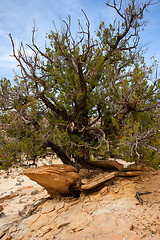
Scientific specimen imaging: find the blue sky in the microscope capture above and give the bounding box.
[0,0,160,79]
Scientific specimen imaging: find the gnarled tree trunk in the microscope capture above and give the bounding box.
[46,140,74,166]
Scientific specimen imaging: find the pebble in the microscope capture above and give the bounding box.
[17,178,24,183]
[19,197,30,204]
[31,190,39,195]
[3,175,9,179]
[15,182,21,186]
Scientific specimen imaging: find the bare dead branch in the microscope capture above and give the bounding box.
[31,26,54,65]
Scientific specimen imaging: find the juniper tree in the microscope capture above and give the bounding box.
[0,0,160,169]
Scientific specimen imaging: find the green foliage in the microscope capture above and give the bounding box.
[0,0,160,169]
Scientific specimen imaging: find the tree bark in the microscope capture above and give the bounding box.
[74,146,90,164]
[46,140,74,166]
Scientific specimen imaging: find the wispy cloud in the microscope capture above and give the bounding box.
[0,54,16,68]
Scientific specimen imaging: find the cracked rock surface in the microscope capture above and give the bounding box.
[0,165,160,240]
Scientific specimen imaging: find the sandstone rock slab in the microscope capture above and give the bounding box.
[23,164,80,196]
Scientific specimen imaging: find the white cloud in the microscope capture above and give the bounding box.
[0,55,16,68]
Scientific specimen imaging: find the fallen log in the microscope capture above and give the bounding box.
[80,171,118,190]
[118,171,142,177]
[89,160,124,171]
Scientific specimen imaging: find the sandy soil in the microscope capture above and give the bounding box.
[0,156,62,228]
